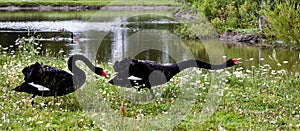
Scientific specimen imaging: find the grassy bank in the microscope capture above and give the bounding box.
[0,0,179,6]
[1,39,300,130]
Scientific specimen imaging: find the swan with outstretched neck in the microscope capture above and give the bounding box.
[109,58,240,97]
[13,55,107,105]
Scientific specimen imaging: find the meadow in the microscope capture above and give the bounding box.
[0,38,300,130]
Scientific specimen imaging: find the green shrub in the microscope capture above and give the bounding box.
[177,0,262,34]
[263,0,300,46]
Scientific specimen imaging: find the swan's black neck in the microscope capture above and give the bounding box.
[176,59,228,70]
[68,55,97,88]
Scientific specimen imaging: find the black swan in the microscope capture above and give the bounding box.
[109,58,240,97]
[13,55,107,105]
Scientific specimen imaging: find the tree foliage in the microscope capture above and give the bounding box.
[263,0,300,46]
[177,0,262,33]
[177,0,299,46]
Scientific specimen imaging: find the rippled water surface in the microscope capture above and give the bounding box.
[0,11,299,72]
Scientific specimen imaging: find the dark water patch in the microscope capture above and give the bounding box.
[0,30,73,47]
[124,22,180,31]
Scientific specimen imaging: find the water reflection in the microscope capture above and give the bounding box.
[0,11,299,72]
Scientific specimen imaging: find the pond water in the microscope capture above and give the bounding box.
[0,10,299,72]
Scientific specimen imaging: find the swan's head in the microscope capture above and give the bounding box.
[226,58,241,67]
[95,67,108,77]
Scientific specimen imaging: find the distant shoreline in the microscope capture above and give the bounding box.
[0,5,178,11]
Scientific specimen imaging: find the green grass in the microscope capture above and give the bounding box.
[0,10,174,22]
[0,0,180,6]
[1,38,300,130]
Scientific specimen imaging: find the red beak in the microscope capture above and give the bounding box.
[101,70,108,78]
[232,58,240,64]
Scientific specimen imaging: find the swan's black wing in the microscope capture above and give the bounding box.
[130,59,178,81]
[110,58,178,88]
[40,65,75,93]
[24,63,74,92]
